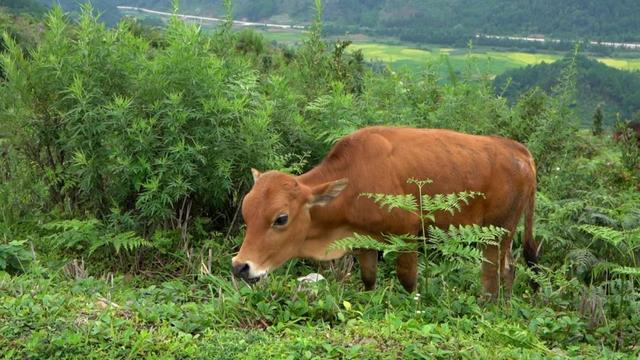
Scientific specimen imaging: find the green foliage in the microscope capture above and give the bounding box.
[0,0,46,15]
[121,0,640,53]
[592,105,604,135]
[579,224,639,268]
[330,233,419,257]
[615,121,640,174]
[1,3,640,357]
[1,5,288,237]
[0,240,31,273]
[0,260,635,358]
[495,55,640,127]
[331,180,502,292]
[0,9,41,70]
[42,219,152,257]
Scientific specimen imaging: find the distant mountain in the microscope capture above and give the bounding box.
[494,56,640,126]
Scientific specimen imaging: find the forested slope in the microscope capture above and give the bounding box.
[27,1,640,45]
[119,0,640,44]
[494,56,640,126]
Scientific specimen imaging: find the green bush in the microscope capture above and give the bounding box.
[1,6,287,237]
[0,240,31,273]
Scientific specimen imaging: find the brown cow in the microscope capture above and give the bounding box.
[232,126,539,296]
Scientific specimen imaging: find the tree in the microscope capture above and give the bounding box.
[592,105,604,135]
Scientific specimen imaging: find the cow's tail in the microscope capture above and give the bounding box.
[523,176,540,292]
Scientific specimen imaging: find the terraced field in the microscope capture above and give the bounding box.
[260,30,640,75]
[348,43,640,75]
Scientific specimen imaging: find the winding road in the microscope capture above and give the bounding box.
[117,6,306,30]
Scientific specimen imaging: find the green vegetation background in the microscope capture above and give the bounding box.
[1,2,640,358]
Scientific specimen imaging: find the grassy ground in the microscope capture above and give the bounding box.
[0,253,635,359]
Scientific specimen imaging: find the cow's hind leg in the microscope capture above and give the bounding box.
[396,251,418,293]
[356,249,378,290]
[481,222,517,300]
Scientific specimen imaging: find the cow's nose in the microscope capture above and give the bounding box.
[232,262,250,279]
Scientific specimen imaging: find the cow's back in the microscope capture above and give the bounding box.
[313,127,536,235]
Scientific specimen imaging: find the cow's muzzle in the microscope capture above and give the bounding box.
[232,261,262,284]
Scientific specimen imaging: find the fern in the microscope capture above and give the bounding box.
[579,224,640,269]
[444,224,505,245]
[43,219,152,258]
[579,224,625,247]
[43,219,102,252]
[328,233,390,252]
[361,179,483,220]
[591,261,622,279]
[611,266,640,277]
[331,180,506,284]
[425,224,504,265]
[565,248,598,277]
[421,191,484,218]
[88,231,151,256]
[328,233,419,258]
[361,193,418,213]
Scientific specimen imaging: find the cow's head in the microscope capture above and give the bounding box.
[231,169,347,283]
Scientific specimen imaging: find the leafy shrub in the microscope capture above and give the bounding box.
[0,240,31,273]
[42,219,151,257]
[1,6,288,238]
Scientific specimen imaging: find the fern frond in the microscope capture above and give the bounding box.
[43,218,102,232]
[610,266,640,277]
[328,233,418,255]
[591,261,620,278]
[425,224,505,264]
[445,224,505,246]
[328,233,387,252]
[421,191,483,216]
[361,193,418,213]
[88,231,153,256]
[565,248,598,274]
[578,224,625,247]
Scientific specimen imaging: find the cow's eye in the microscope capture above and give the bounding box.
[273,214,288,227]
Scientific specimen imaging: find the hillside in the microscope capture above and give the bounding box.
[494,56,640,126]
[26,1,640,49]
[35,0,122,25]
[0,0,46,15]
[119,0,640,46]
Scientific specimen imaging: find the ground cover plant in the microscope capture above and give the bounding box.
[1,2,639,358]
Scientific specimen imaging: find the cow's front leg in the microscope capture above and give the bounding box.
[356,249,378,290]
[396,251,418,293]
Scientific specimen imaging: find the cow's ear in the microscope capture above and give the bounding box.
[308,179,348,207]
[251,168,261,184]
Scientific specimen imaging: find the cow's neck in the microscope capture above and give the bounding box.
[296,164,355,261]
[297,164,343,187]
[299,224,353,261]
